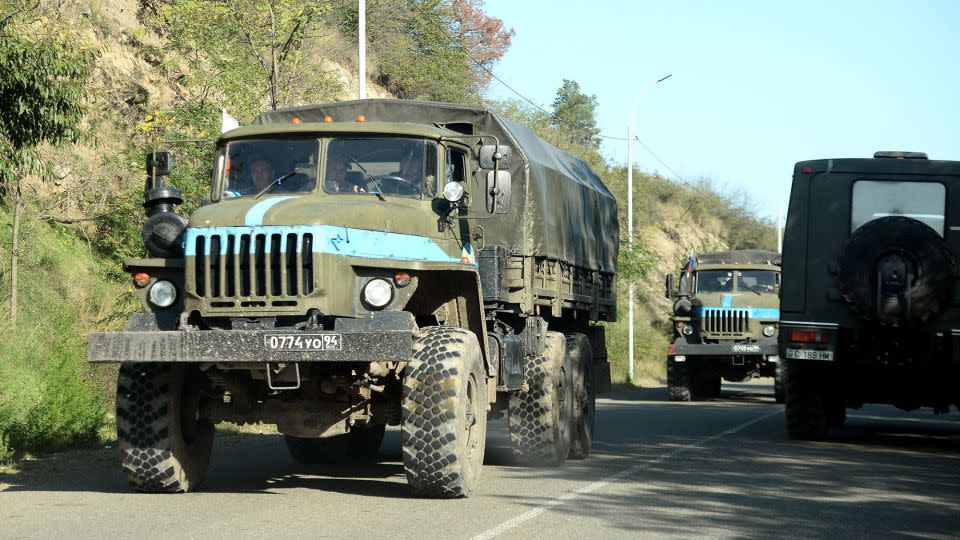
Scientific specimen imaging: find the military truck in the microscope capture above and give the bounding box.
[664,250,782,401]
[88,99,618,497]
[780,151,959,439]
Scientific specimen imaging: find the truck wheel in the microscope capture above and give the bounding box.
[284,424,385,464]
[566,333,595,460]
[693,375,721,399]
[401,326,487,498]
[666,360,692,402]
[116,363,214,492]
[784,360,830,440]
[509,331,573,466]
[774,361,786,404]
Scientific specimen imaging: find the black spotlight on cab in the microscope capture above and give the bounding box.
[142,151,187,258]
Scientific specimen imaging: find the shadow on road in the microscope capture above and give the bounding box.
[3,387,959,537]
[483,392,960,537]
[611,380,777,405]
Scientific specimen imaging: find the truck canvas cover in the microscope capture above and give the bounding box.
[696,250,780,266]
[253,99,619,278]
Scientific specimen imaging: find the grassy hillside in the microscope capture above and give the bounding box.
[0,208,135,462]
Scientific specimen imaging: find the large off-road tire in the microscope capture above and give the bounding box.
[509,331,573,466]
[834,216,956,325]
[666,360,692,402]
[401,326,487,498]
[116,363,214,493]
[828,400,847,428]
[692,375,722,399]
[566,333,595,460]
[284,423,386,464]
[774,361,786,404]
[784,360,830,440]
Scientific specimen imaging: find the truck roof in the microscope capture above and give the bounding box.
[793,155,960,177]
[219,121,461,142]
[696,250,781,266]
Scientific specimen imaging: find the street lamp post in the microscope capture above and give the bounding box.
[626,73,672,383]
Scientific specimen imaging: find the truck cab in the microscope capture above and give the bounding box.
[665,250,782,401]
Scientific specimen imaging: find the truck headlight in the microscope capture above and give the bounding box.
[682,324,694,336]
[363,278,393,309]
[443,181,465,202]
[148,280,177,308]
[763,325,776,337]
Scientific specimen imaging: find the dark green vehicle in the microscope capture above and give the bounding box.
[665,250,782,401]
[780,151,959,439]
[88,100,618,497]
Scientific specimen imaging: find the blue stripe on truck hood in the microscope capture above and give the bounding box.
[184,225,470,265]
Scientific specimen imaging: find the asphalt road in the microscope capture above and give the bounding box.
[3,380,959,539]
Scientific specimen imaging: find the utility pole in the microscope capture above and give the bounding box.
[358,0,366,99]
[627,122,634,382]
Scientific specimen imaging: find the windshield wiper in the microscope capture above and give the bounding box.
[254,171,297,199]
[349,157,385,201]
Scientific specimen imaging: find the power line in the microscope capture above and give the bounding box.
[405,2,746,241]
[407,1,630,143]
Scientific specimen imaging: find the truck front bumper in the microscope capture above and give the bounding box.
[88,312,415,364]
[668,337,779,358]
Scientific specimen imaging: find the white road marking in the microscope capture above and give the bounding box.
[471,409,782,540]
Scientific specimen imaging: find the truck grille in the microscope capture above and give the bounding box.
[702,308,749,337]
[186,228,315,308]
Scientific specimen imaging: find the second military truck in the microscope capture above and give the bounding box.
[88,99,619,497]
[665,250,782,401]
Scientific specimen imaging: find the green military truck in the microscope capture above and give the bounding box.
[780,151,958,439]
[88,99,618,497]
[664,250,782,401]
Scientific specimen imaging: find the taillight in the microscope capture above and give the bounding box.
[788,329,829,343]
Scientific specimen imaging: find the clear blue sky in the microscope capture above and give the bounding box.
[481,0,959,220]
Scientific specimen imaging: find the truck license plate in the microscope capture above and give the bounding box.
[264,334,342,351]
[785,348,833,361]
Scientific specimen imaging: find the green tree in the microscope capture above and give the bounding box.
[0,12,94,326]
[550,79,601,150]
[161,0,342,120]
[333,0,511,102]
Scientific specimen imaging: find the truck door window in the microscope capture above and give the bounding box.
[324,138,438,199]
[851,180,945,236]
[446,147,467,184]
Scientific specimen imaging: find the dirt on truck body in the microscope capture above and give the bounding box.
[664,250,782,401]
[88,99,619,497]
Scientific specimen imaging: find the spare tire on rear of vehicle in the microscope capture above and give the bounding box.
[833,216,956,325]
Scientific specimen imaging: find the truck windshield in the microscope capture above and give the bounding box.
[737,270,778,293]
[696,270,734,293]
[220,138,319,198]
[323,138,438,199]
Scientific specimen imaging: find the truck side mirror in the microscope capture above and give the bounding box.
[665,273,675,299]
[146,151,173,177]
[486,170,511,214]
[479,144,513,169]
